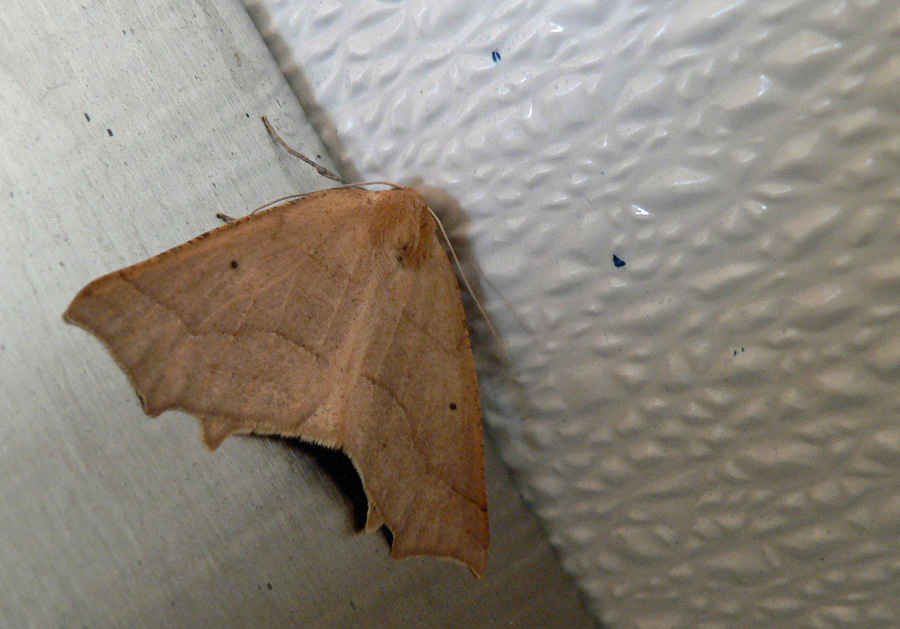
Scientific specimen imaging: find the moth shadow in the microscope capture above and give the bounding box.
[243,5,362,184]
[277,438,392,546]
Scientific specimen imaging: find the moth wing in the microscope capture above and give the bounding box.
[338,232,489,575]
[64,188,376,448]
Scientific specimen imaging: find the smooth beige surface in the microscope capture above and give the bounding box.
[0,0,592,626]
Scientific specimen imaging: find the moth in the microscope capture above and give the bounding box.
[64,119,489,575]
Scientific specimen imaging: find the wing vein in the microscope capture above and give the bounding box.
[122,277,320,359]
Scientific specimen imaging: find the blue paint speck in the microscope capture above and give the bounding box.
[492,51,501,63]
[612,254,626,268]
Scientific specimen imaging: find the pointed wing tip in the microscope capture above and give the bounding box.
[64,278,102,317]
[364,506,384,532]
[62,298,87,328]
[200,420,231,451]
[63,286,110,336]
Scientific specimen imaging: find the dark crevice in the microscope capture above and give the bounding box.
[286,440,368,531]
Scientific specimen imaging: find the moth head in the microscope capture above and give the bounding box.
[370,188,435,268]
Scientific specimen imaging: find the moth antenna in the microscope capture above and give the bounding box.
[427,207,508,358]
[262,115,346,184]
[248,193,312,215]
[246,182,406,217]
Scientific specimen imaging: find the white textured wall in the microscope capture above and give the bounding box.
[250,1,900,626]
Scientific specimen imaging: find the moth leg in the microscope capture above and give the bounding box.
[261,115,346,184]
